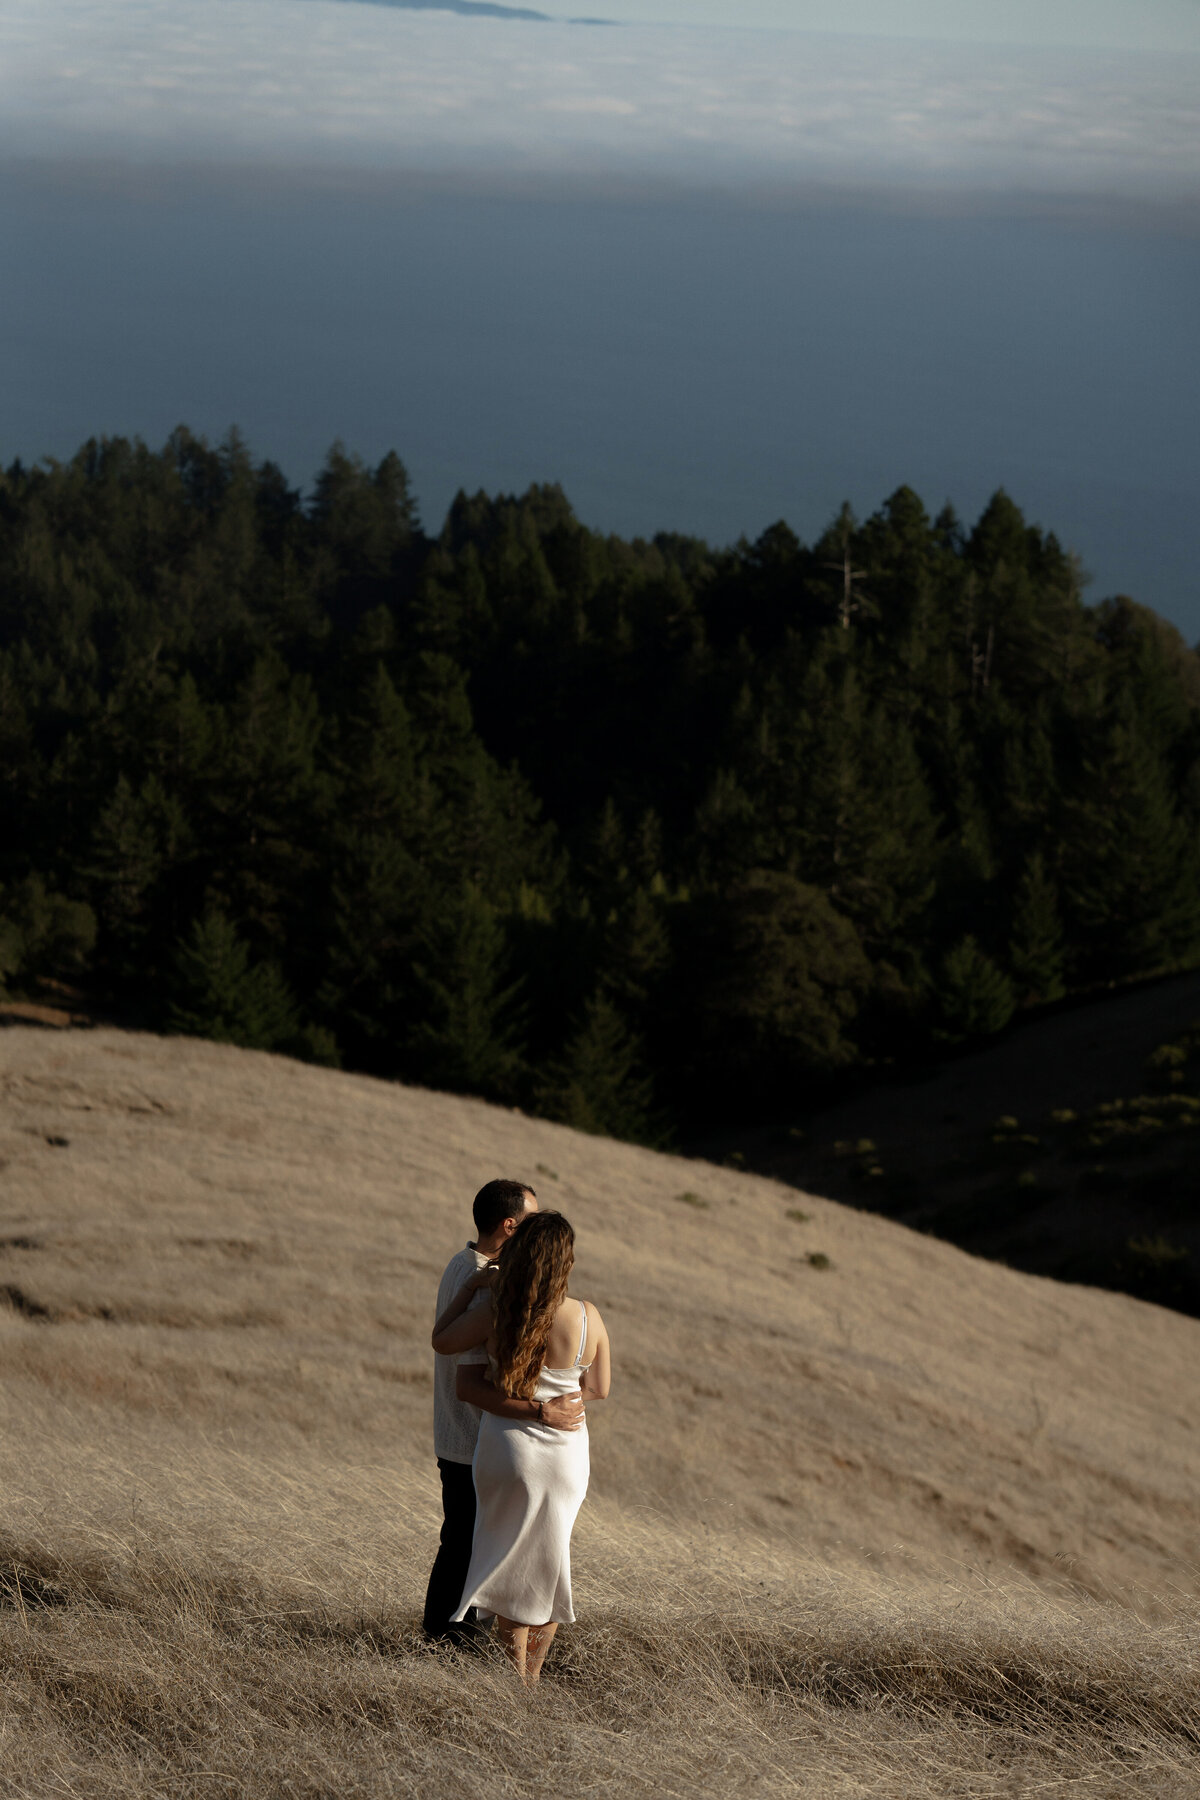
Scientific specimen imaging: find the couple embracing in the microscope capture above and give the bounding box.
[423,1179,612,1682]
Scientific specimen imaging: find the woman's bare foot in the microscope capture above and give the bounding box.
[524,1622,558,1683]
[494,1617,557,1682]
[495,1616,529,1678]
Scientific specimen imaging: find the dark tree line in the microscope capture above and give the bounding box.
[3,427,1200,1142]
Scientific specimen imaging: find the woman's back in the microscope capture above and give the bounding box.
[534,1296,610,1402]
[534,1297,590,1399]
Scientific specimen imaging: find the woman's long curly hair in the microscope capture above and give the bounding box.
[491,1211,575,1400]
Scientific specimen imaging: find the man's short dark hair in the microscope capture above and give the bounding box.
[472,1178,535,1237]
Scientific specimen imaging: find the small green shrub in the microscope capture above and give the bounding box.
[1145,1024,1200,1094]
[676,1191,710,1209]
[535,1164,558,1180]
[1128,1234,1188,1267]
[806,1251,831,1270]
[1078,1094,1200,1152]
[785,1208,810,1224]
[1119,1235,1192,1306]
[992,1132,1040,1148]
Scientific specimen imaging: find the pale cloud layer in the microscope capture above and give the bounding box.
[3,0,1199,203]
[583,0,1200,55]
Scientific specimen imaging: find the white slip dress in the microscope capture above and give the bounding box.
[452,1301,591,1627]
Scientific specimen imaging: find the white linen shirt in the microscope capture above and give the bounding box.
[433,1243,492,1464]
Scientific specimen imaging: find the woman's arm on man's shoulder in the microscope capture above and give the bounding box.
[579,1302,611,1400]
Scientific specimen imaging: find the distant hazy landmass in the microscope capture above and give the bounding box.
[319,0,618,18]
[320,0,552,19]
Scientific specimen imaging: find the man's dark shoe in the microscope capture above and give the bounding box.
[422,1613,492,1654]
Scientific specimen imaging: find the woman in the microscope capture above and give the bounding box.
[430,1210,610,1681]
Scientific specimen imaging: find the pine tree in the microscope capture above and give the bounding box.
[0,650,37,845]
[579,798,629,917]
[87,774,186,979]
[321,832,425,1061]
[213,651,325,949]
[1008,854,1065,1004]
[1061,708,1200,979]
[691,766,760,888]
[410,882,526,1098]
[738,645,937,949]
[319,665,425,1059]
[603,885,671,1013]
[930,742,997,946]
[814,502,874,632]
[331,664,418,836]
[936,936,1015,1039]
[405,653,552,901]
[536,991,659,1144]
[858,485,940,646]
[689,871,872,1110]
[310,443,416,578]
[412,542,495,664]
[168,908,300,1050]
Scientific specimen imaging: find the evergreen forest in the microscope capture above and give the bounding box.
[4,428,1200,1147]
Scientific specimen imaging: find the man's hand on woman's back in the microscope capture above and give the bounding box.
[540,1393,585,1431]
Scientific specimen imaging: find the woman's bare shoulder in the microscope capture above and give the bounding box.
[582,1297,607,1334]
[546,1294,585,1345]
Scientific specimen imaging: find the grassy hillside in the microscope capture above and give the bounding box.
[1,1026,1198,1797]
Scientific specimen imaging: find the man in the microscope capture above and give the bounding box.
[423,1177,582,1645]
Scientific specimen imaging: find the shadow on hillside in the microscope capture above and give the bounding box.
[691,969,1200,1320]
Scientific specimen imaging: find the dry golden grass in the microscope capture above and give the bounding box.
[1,1026,1198,1797]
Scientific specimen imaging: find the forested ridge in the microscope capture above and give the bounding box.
[4,427,1200,1144]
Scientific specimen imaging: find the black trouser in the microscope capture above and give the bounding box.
[422,1457,482,1642]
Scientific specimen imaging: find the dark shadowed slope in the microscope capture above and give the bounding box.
[708,969,1200,1314]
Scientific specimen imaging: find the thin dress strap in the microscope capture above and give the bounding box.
[575,1300,589,1366]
